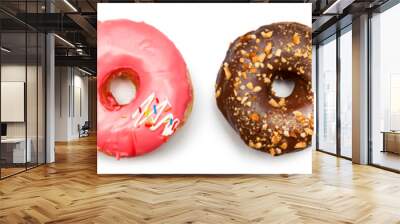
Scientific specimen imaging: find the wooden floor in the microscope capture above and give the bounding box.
[372,150,400,171]
[1,136,400,224]
[0,167,26,178]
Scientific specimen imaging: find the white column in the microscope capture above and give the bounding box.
[45,1,55,163]
[46,33,55,163]
[352,14,369,164]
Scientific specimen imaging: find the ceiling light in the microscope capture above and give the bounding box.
[78,67,93,76]
[63,0,78,12]
[323,0,355,15]
[54,34,75,48]
[1,47,11,53]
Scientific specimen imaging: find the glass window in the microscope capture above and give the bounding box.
[0,1,46,179]
[1,30,28,178]
[371,3,400,171]
[339,27,352,158]
[318,36,337,154]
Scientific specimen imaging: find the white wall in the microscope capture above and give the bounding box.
[55,66,70,141]
[1,63,46,164]
[1,65,37,138]
[54,67,89,141]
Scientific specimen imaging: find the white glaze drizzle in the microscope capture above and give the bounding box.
[131,93,180,136]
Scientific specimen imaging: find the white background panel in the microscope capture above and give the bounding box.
[97,3,312,174]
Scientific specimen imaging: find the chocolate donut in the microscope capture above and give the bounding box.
[215,22,313,156]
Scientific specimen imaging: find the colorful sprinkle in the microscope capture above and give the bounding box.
[132,93,180,137]
[172,120,179,130]
[162,136,169,142]
[145,120,153,127]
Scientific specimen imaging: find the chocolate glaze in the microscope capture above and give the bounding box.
[215,22,313,156]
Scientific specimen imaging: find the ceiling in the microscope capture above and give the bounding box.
[0,0,393,75]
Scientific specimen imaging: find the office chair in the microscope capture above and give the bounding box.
[79,121,90,138]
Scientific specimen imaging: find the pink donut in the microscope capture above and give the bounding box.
[97,20,193,158]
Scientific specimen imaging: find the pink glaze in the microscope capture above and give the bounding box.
[97,20,193,158]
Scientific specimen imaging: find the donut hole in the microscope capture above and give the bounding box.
[109,76,136,105]
[271,77,295,98]
[101,68,139,110]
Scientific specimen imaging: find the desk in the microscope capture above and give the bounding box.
[381,131,400,155]
[1,138,31,163]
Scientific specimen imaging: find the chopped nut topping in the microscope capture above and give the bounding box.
[215,88,221,98]
[253,86,262,92]
[258,53,266,62]
[264,42,272,54]
[278,98,286,107]
[264,77,271,84]
[249,140,255,148]
[298,66,305,74]
[251,55,258,63]
[269,148,276,156]
[223,66,232,80]
[249,112,260,122]
[304,128,314,136]
[261,31,273,38]
[255,142,262,149]
[283,130,290,137]
[275,49,282,57]
[280,142,288,150]
[269,98,280,108]
[262,123,268,130]
[300,132,306,138]
[275,148,282,154]
[267,63,273,70]
[241,96,248,104]
[292,32,301,45]
[271,134,281,145]
[245,101,252,107]
[234,42,242,49]
[294,141,307,149]
[248,34,257,39]
[246,82,254,90]
[293,111,302,117]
